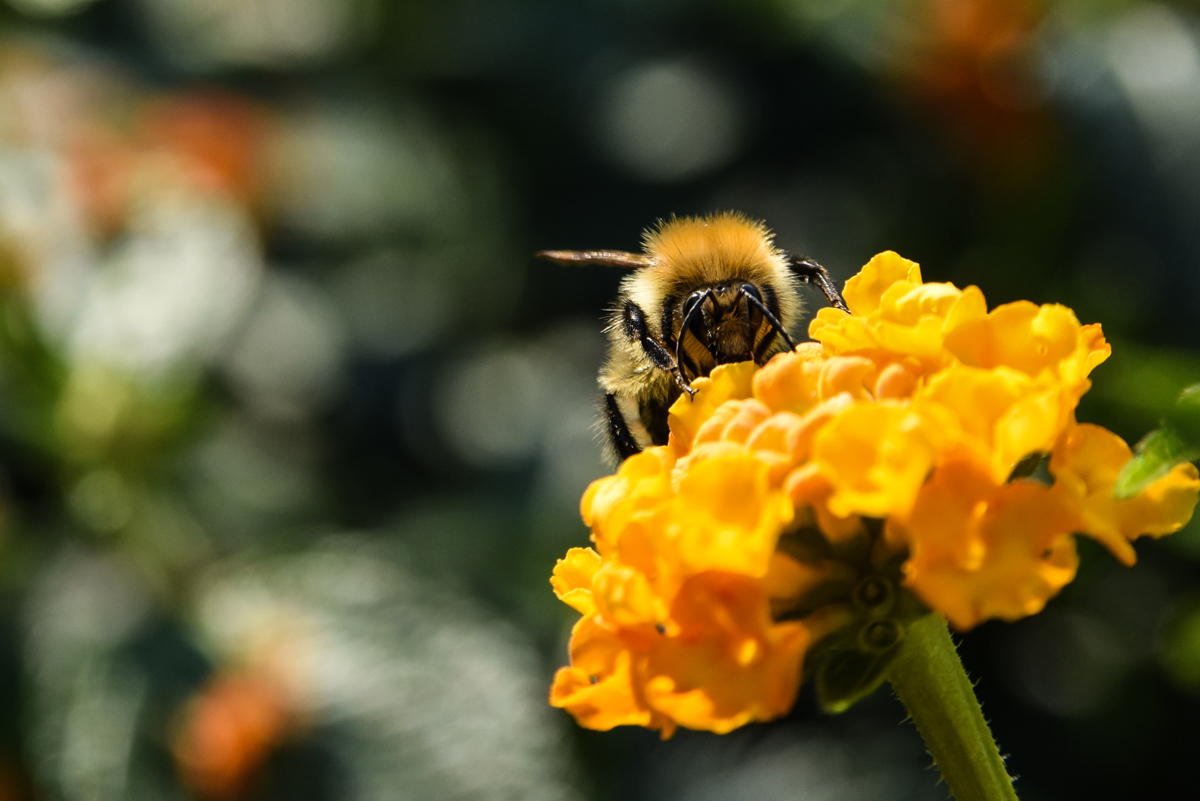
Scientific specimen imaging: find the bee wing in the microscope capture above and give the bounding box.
[536,250,653,269]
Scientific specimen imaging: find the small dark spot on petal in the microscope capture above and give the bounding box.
[589,675,599,685]
[655,623,666,635]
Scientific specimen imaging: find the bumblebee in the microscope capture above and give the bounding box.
[539,211,847,463]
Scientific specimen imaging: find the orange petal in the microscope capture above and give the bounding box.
[1051,424,1200,565]
[818,356,877,400]
[874,361,920,400]
[550,654,652,730]
[743,411,807,485]
[593,561,667,628]
[551,548,602,615]
[668,362,757,453]
[752,344,824,414]
[694,399,772,447]
[550,616,657,729]
[899,460,1080,630]
[642,573,809,733]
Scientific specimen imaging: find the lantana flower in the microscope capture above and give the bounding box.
[550,251,1199,740]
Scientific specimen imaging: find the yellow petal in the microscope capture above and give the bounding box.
[672,449,794,576]
[945,301,1083,377]
[808,308,871,354]
[669,362,757,453]
[994,388,1063,472]
[919,364,1063,480]
[842,251,922,316]
[879,281,962,325]
[1051,424,1200,565]
[873,316,953,366]
[582,446,675,554]
[765,552,828,601]
[812,401,937,518]
[764,551,850,618]
[943,285,988,331]
[783,392,855,466]
[742,411,807,485]
[921,365,1027,443]
[551,547,602,615]
[1060,323,1111,388]
[782,462,867,546]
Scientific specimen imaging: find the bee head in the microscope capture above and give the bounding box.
[673,281,770,379]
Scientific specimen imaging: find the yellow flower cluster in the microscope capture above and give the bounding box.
[550,252,1200,737]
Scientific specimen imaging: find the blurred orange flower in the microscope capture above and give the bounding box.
[174,672,294,800]
[550,251,1200,736]
[890,0,1055,185]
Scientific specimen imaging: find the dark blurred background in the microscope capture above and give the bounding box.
[0,0,1196,799]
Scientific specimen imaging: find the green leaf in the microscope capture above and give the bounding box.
[1114,383,1200,500]
[815,645,900,714]
[1166,383,1200,444]
[1114,428,1199,499]
[1006,451,1043,482]
[1006,452,1051,486]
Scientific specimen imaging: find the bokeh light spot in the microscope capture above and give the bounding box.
[597,58,747,183]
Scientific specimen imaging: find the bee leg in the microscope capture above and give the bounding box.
[603,393,643,461]
[675,288,714,386]
[738,284,798,355]
[788,256,849,313]
[622,300,695,397]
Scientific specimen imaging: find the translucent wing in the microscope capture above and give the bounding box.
[535,250,653,269]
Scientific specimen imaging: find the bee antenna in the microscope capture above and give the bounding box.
[675,289,714,391]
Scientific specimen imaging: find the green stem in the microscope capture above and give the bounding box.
[887,614,1018,801]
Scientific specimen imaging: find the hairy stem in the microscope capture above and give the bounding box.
[887,614,1018,801]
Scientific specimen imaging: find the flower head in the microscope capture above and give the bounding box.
[551,252,1199,736]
